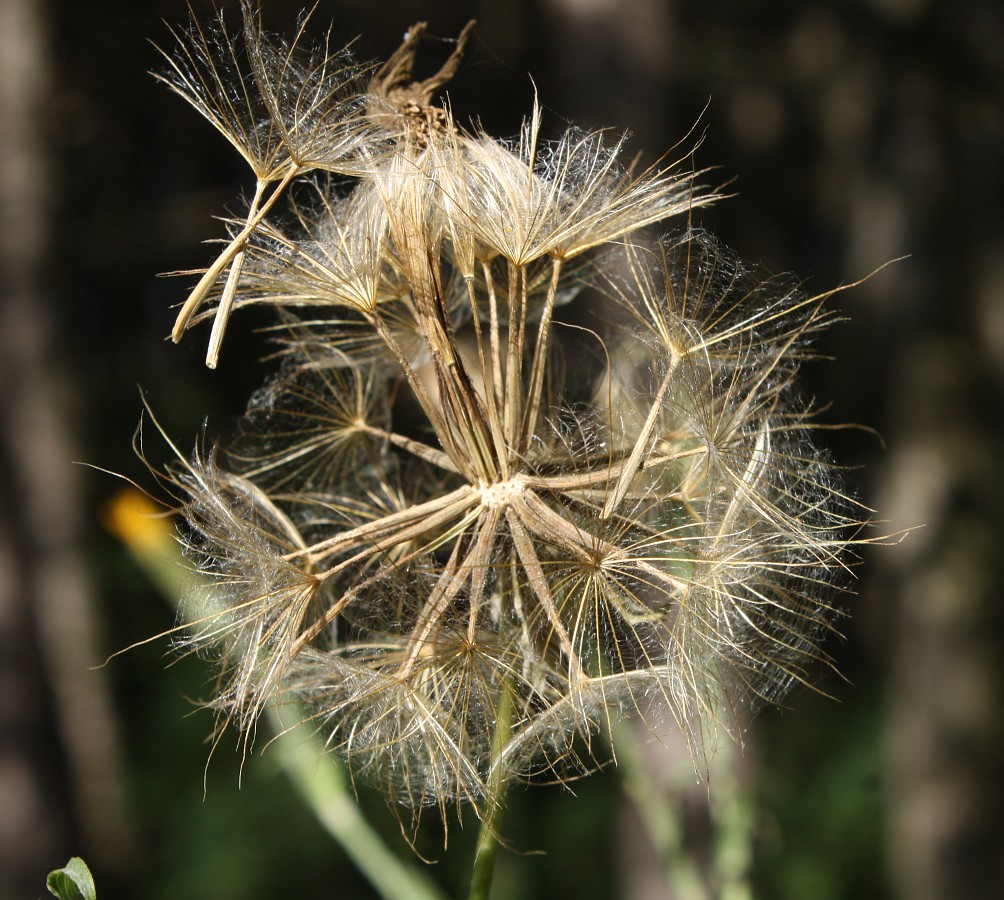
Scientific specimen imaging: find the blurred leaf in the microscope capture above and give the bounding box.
[46,857,97,900]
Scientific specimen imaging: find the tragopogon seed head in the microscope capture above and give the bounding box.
[151,4,871,824]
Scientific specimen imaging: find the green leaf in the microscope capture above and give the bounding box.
[46,857,97,900]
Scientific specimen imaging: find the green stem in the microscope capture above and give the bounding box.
[468,684,514,900]
[267,707,448,900]
[109,495,449,900]
[709,736,754,900]
[612,718,710,900]
[613,715,754,900]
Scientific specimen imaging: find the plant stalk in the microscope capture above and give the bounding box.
[468,683,514,900]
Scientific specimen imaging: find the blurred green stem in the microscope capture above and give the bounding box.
[266,706,447,900]
[614,720,711,900]
[108,490,447,900]
[614,717,752,900]
[709,737,753,900]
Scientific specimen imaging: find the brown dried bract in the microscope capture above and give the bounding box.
[367,21,476,148]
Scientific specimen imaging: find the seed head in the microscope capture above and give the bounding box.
[152,4,869,823]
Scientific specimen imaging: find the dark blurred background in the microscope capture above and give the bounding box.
[2,0,1002,897]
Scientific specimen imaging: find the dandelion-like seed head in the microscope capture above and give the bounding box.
[152,4,872,826]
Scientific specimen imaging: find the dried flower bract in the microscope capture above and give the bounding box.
[151,2,871,823]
